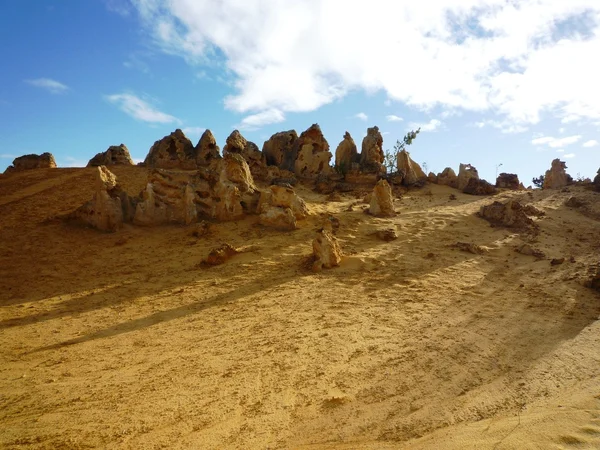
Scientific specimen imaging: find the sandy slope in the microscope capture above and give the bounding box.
[0,167,599,449]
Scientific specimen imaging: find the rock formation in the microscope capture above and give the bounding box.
[396,150,426,186]
[259,206,297,231]
[457,164,479,191]
[69,166,135,232]
[257,184,309,230]
[312,229,342,272]
[263,130,298,167]
[4,152,57,174]
[496,173,521,190]
[204,244,239,266]
[463,178,497,196]
[369,179,395,217]
[436,167,458,189]
[594,168,600,192]
[144,129,196,169]
[543,159,571,189]
[360,126,384,172]
[335,132,358,172]
[87,144,134,167]
[195,129,221,166]
[282,124,332,178]
[223,130,264,179]
[478,200,537,230]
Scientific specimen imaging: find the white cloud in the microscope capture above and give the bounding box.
[25,78,69,94]
[563,153,576,158]
[583,139,598,147]
[237,108,285,130]
[63,156,86,167]
[182,126,206,141]
[475,119,528,134]
[0,154,16,159]
[531,135,582,148]
[354,112,368,121]
[106,93,180,124]
[559,127,565,134]
[556,149,564,152]
[130,1,600,128]
[409,119,442,132]
[386,115,403,122]
[105,0,131,16]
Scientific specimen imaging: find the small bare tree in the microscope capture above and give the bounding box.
[383,128,421,173]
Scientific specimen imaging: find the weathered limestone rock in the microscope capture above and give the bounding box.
[259,185,309,219]
[543,159,571,189]
[69,166,134,232]
[312,230,342,272]
[195,129,221,166]
[335,132,358,172]
[223,130,264,178]
[259,206,297,231]
[463,178,497,196]
[478,200,537,230]
[4,152,57,173]
[369,179,395,217]
[496,172,521,190]
[594,168,600,192]
[396,150,426,186]
[263,130,298,167]
[204,244,239,266]
[87,144,134,167]
[457,164,479,191]
[436,167,458,189]
[360,126,385,172]
[282,124,331,178]
[144,129,196,169]
[428,172,438,183]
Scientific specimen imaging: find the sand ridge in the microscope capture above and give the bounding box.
[0,167,599,449]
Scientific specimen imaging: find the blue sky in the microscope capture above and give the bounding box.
[1,0,599,185]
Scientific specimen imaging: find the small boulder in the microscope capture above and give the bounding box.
[436,167,458,189]
[312,230,342,272]
[376,228,398,241]
[496,173,521,190]
[515,243,545,258]
[396,150,426,186]
[4,152,57,173]
[87,144,134,167]
[369,179,395,217]
[259,206,297,231]
[463,178,497,196]
[204,244,239,266]
[261,184,309,219]
[478,200,537,230]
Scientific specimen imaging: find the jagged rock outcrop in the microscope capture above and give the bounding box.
[543,159,571,189]
[134,154,260,226]
[312,230,342,272]
[223,130,264,179]
[478,200,537,230]
[87,144,134,167]
[436,167,458,189]
[360,126,384,172]
[263,130,298,167]
[457,164,479,191]
[144,129,196,169]
[68,166,135,232]
[257,184,309,230]
[428,172,438,183]
[463,178,497,196]
[496,173,521,190]
[281,124,332,178]
[4,152,57,174]
[396,150,426,186]
[335,132,358,172]
[369,179,395,217]
[594,168,600,192]
[195,129,221,166]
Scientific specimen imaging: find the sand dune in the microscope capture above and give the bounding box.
[1,167,599,449]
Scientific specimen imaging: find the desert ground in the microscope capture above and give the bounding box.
[1,166,599,449]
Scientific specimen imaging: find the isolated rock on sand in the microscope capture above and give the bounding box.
[195,129,221,166]
[223,130,264,179]
[259,206,298,230]
[204,243,239,266]
[457,163,479,191]
[369,179,395,217]
[69,166,134,232]
[436,167,458,189]
[263,130,298,167]
[335,132,359,172]
[144,129,196,169]
[257,184,308,230]
[463,178,497,196]
[515,243,545,258]
[283,124,332,178]
[376,228,398,241]
[87,144,134,167]
[360,126,385,172]
[478,200,536,229]
[496,172,521,190]
[396,149,426,186]
[4,152,57,174]
[312,229,342,272]
[215,153,259,221]
[543,159,572,189]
